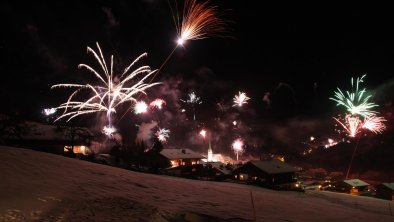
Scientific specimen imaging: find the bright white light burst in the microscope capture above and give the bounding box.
[156,128,170,142]
[134,101,148,114]
[233,91,250,107]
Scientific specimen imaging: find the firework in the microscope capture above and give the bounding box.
[43,108,56,116]
[102,125,116,136]
[362,114,386,134]
[232,138,244,161]
[333,114,362,138]
[51,42,160,130]
[330,74,378,117]
[134,101,148,114]
[146,0,230,92]
[149,98,166,109]
[325,138,338,149]
[156,128,170,142]
[233,91,250,107]
[199,129,207,139]
[181,92,202,105]
[181,91,202,123]
[171,0,228,46]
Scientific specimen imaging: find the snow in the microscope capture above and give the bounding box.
[1,146,393,222]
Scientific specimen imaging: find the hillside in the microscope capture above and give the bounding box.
[1,146,393,221]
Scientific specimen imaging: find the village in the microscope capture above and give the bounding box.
[2,118,393,203]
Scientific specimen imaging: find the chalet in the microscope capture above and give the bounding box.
[160,148,204,167]
[143,148,204,172]
[375,183,394,200]
[232,160,298,189]
[331,179,369,195]
[203,162,233,181]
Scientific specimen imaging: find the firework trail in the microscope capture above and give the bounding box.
[232,138,244,161]
[149,98,166,109]
[233,91,250,107]
[171,0,229,45]
[146,0,230,85]
[156,128,171,142]
[330,74,378,117]
[330,73,387,179]
[52,42,160,132]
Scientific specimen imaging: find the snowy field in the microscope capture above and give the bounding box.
[1,146,393,222]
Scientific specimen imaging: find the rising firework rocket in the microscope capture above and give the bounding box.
[171,0,229,46]
[148,0,230,86]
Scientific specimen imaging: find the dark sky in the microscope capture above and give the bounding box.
[1,1,394,160]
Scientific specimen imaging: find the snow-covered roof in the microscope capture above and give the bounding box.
[343,179,369,187]
[380,183,394,190]
[247,160,297,174]
[160,148,204,160]
[207,162,232,175]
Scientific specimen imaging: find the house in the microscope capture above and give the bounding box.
[202,162,233,181]
[142,148,204,172]
[160,148,204,167]
[375,183,394,200]
[331,179,369,195]
[232,160,298,189]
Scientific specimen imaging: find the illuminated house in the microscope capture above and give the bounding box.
[142,148,204,172]
[160,148,204,167]
[233,160,298,189]
[331,179,369,195]
[375,183,394,200]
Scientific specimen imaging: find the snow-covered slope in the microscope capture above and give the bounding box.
[1,146,393,221]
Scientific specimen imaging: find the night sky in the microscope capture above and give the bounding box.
[1,1,394,167]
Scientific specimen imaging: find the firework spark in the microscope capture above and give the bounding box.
[51,42,160,130]
[330,74,378,117]
[43,108,56,116]
[171,0,229,46]
[199,129,207,139]
[102,125,116,136]
[134,101,148,114]
[333,114,362,138]
[181,91,202,123]
[181,91,202,105]
[362,114,386,134]
[232,138,244,161]
[149,98,166,109]
[233,91,250,107]
[156,128,170,142]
